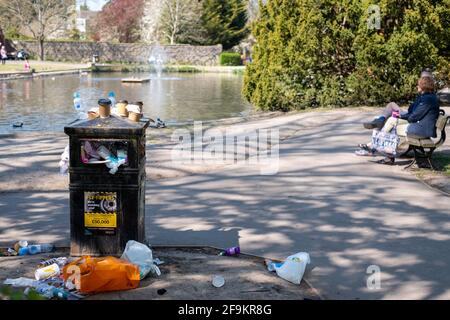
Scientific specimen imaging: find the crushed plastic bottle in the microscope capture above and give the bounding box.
[3,277,40,288]
[97,146,127,175]
[219,246,240,256]
[19,244,54,256]
[35,284,55,299]
[39,257,69,268]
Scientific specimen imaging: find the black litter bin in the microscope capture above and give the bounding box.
[64,112,149,256]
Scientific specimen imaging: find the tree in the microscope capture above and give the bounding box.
[243,0,450,111]
[95,0,145,43]
[0,5,21,39]
[80,0,89,11]
[159,0,202,45]
[201,0,249,50]
[0,0,74,60]
[349,0,450,104]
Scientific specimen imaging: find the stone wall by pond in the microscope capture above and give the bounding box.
[12,41,222,66]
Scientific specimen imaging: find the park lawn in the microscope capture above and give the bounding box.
[434,153,450,176]
[0,61,89,73]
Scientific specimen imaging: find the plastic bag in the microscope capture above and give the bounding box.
[62,256,140,294]
[3,277,40,288]
[121,240,161,279]
[58,145,70,174]
[274,252,310,285]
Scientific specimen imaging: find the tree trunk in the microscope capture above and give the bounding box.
[38,38,45,61]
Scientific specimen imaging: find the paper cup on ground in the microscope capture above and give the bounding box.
[35,263,60,280]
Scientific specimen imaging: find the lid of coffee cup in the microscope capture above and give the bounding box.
[98,98,111,107]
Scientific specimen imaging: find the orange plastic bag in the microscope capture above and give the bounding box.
[62,256,140,294]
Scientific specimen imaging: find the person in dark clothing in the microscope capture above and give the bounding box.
[356,75,440,163]
[363,70,435,129]
[381,76,439,138]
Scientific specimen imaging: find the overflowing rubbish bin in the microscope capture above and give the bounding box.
[64,101,149,256]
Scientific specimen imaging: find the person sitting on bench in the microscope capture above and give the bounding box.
[363,71,434,130]
[357,74,440,164]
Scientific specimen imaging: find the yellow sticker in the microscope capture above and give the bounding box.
[84,213,117,228]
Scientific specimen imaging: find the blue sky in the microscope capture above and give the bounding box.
[77,0,108,11]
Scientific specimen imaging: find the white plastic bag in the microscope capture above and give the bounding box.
[120,240,161,279]
[3,277,40,288]
[58,145,70,175]
[274,252,310,285]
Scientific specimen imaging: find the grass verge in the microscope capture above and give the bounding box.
[432,153,450,176]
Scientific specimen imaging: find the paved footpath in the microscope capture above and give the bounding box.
[1,109,449,299]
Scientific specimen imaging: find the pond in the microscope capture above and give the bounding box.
[0,72,251,134]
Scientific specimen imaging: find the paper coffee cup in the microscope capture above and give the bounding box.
[212,275,225,288]
[117,102,129,117]
[35,263,60,280]
[128,111,142,122]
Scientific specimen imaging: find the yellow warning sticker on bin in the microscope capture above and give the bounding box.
[84,191,118,230]
[84,212,117,228]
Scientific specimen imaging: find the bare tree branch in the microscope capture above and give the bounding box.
[0,0,73,59]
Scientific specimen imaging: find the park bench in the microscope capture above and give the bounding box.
[404,109,449,169]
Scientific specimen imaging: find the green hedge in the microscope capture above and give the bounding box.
[219,52,242,66]
[243,0,450,111]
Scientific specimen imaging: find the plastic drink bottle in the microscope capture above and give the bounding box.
[73,92,82,112]
[73,92,88,120]
[18,247,30,256]
[19,244,55,256]
[39,257,69,268]
[108,91,116,108]
[52,287,70,300]
[219,246,240,256]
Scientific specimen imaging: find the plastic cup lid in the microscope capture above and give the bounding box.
[212,275,225,288]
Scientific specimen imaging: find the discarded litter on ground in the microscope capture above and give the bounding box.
[218,246,240,256]
[62,256,140,294]
[266,252,311,285]
[35,263,60,281]
[1,247,319,300]
[212,275,225,288]
[120,240,161,279]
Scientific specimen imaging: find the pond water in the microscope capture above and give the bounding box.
[0,72,251,134]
